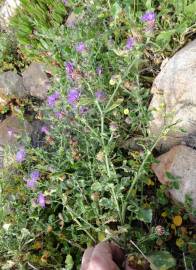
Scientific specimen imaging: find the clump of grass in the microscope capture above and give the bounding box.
[0,31,26,72]
[0,1,196,269]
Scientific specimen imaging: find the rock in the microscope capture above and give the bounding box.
[0,0,20,31]
[0,71,27,104]
[23,63,51,100]
[149,39,196,152]
[0,115,32,168]
[31,120,46,147]
[152,145,196,212]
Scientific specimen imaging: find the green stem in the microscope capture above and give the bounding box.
[105,58,138,112]
[65,205,96,243]
[85,79,111,178]
[121,131,165,224]
[111,185,123,225]
[96,100,111,178]
[130,240,151,264]
[107,0,111,9]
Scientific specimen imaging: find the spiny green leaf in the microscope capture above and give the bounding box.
[149,251,176,270]
[136,208,152,223]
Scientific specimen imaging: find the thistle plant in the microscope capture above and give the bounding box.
[0,1,196,269]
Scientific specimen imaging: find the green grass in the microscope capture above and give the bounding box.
[0,0,196,269]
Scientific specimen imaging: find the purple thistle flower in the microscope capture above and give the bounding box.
[141,11,156,22]
[126,37,135,50]
[75,42,86,53]
[26,179,37,189]
[47,91,60,108]
[67,88,81,105]
[62,0,67,4]
[37,193,46,208]
[95,90,107,102]
[79,106,89,115]
[30,170,40,182]
[96,66,103,76]
[109,122,118,132]
[55,111,64,119]
[24,170,40,189]
[16,148,26,163]
[41,126,49,134]
[65,61,74,79]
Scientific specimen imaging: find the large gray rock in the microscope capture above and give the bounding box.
[0,71,27,104]
[149,39,196,152]
[0,0,20,31]
[152,145,196,212]
[23,63,50,100]
[0,115,32,168]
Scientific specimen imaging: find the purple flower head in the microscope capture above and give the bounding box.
[65,61,74,79]
[62,0,67,4]
[41,126,49,134]
[96,66,103,76]
[75,42,86,53]
[67,88,81,105]
[47,91,60,108]
[26,179,37,189]
[55,111,64,119]
[95,90,107,102]
[109,122,118,132]
[37,192,46,208]
[79,106,89,115]
[16,148,26,163]
[126,37,135,50]
[141,11,156,22]
[30,170,40,182]
[25,170,40,189]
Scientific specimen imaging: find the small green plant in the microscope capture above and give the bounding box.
[0,32,26,72]
[11,0,67,61]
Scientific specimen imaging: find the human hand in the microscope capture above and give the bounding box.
[81,242,137,270]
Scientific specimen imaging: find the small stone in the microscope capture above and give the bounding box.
[152,145,196,213]
[0,71,27,103]
[23,63,51,100]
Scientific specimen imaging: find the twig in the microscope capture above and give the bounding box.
[27,262,39,270]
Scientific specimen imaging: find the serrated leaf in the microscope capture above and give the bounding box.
[111,2,122,20]
[156,30,175,47]
[65,254,74,270]
[184,2,196,16]
[99,198,113,209]
[91,182,102,191]
[149,251,176,270]
[136,208,152,223]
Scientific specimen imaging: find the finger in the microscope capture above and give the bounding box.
[110,243,125,266]
[81,247,94,270]
[82,242,119,270]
